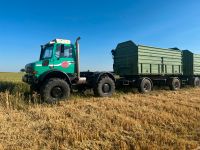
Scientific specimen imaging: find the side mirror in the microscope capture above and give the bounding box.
[20,68,25,72]
[111,49,116,56]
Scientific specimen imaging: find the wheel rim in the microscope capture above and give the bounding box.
[195,80,200,86]
[144,83,150,91]
[102,83,111,93]
[51,86,64,98]
[174,81,180,89]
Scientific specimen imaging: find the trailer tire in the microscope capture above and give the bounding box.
[40,78,70,103]
[169,78,181,91]
[138,78,152,93]
[94,77,115,97]
[190,77,200,87]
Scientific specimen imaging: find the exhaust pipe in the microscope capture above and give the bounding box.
[75,37,81,79]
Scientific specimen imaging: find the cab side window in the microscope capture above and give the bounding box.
[61,45,73,58]
[56,44,73,58]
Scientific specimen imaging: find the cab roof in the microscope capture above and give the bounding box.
[47,39,71,45]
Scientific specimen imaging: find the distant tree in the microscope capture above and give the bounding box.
[20,68,25,72]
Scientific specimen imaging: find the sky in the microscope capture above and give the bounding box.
[0,0,200,72]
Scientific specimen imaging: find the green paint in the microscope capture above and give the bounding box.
[183,50,200,76]
[24,41,76,80]
[113,41,182,76]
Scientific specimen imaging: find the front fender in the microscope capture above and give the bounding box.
[38,69,72,85]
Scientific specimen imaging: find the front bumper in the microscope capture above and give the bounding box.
[22,74,38,84]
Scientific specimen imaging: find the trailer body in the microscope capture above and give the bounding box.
[113,41,182,76]
[112,40,200,92]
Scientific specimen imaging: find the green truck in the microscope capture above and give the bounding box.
[22,38,200,103]
[23,38,116,103]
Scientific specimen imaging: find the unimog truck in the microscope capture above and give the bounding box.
[22,38,116,103]
[23,38,200,103]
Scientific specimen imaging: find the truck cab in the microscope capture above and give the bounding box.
[23,39,77,86]
[40,39,75,74]
[22,38,115,103]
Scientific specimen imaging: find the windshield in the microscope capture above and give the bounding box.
[40,45,54,60]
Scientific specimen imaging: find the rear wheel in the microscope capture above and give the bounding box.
[138,78,152,93]
[41,78,70,103]
[94,77,115,97]
[190,77,200,87]
[169,77,181,91]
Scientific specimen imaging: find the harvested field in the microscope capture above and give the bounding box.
[0,73,199,149]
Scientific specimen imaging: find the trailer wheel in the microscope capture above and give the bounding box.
[190,77,200,87]
[169,78,181,91]
[138,78,152,93]
[94,77,115,97]
[40,78,70,103]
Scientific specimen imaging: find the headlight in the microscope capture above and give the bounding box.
[25,64,34,73]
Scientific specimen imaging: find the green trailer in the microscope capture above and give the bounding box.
[112,41,200,93]
[113,41,182,76]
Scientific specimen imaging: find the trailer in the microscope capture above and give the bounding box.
[112,41,183,92]
[22,38,200,103]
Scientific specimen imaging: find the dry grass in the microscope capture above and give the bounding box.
[0,72,24,82]
[0,73,200,149]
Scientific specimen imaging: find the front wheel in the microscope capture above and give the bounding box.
[40,78,70,103]
[94,77,115,97]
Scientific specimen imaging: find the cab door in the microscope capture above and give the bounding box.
[53,44,75,74]
[38,45,55,75]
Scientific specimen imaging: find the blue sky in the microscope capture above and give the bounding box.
[0,0,200,72]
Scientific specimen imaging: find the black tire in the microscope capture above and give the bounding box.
[138,78,152,93]
[40,78,70,103]
[94,77,115,97]
[169,77,181,91]
[190,77,200,87]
